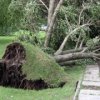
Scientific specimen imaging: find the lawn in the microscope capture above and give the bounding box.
[0,36,85,100]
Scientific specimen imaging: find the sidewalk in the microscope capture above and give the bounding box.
[78,64,100,100]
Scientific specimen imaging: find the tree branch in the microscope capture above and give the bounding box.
[75,33,81,49]
[39,0,48,10]
[55,23,90,55]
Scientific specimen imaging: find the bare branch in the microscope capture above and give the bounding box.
[78,4,92,25]
[55,23,90,55]
[93,56,100,60]
[78,7,85,25]
[81,47,88,53]
[75,33,81,50]
[39,0,48,10]
[93,48,100,53]
[79,38,84,49]
[65,15,72,31]
[61,48,83,55]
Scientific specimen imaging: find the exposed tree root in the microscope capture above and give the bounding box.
[0,43,65,90]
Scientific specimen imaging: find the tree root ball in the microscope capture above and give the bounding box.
[0,42,65,90]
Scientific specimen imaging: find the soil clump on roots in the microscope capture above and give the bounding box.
[0,43,49,90]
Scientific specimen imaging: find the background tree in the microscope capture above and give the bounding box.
[0,0,11,34]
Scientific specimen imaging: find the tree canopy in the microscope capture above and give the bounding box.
[0,0,99,50]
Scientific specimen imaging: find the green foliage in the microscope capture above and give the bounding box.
[0,0,11,34]
[53,1,100,49]
[14,30,30,41]
[14,30,46,46]
[89,4,100,20]
[50,13,67,50]
[8,0,24,29]
[42,47,55,55]
[22,1,41,31]
[50,4,79,50]
[38,31,46,39]
[59,5,77,23]
[86,37,100,48]
[0,0,99,49]
[8,0,46,32]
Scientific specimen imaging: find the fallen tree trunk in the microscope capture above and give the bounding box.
[54,52,100,62]
[59,48,83,55]
[59,60,76,66]
[55,46,100,55]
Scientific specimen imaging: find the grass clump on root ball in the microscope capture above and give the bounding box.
[22,43,67,88]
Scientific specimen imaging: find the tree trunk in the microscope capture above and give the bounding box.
[55,46,100,55]
[57,48,83,55]
[54,52,100,62]
[59,60,76,66]
[44,0,64,47]
[47,0,55,27]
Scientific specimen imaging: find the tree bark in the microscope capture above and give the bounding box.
[79,38,84,49]
[39,0,49,10]
[55,45,100,55]
[47,0,55,27]
[54,52,100,62]
[58,48,83,55]
[75,33,81,49]
[59,60,76,66]
[44,0,64,47]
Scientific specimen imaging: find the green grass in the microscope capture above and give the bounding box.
[38,31,46,39]
[0,65,85,100]
[22,43,67,87]
[0,36,85,100]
